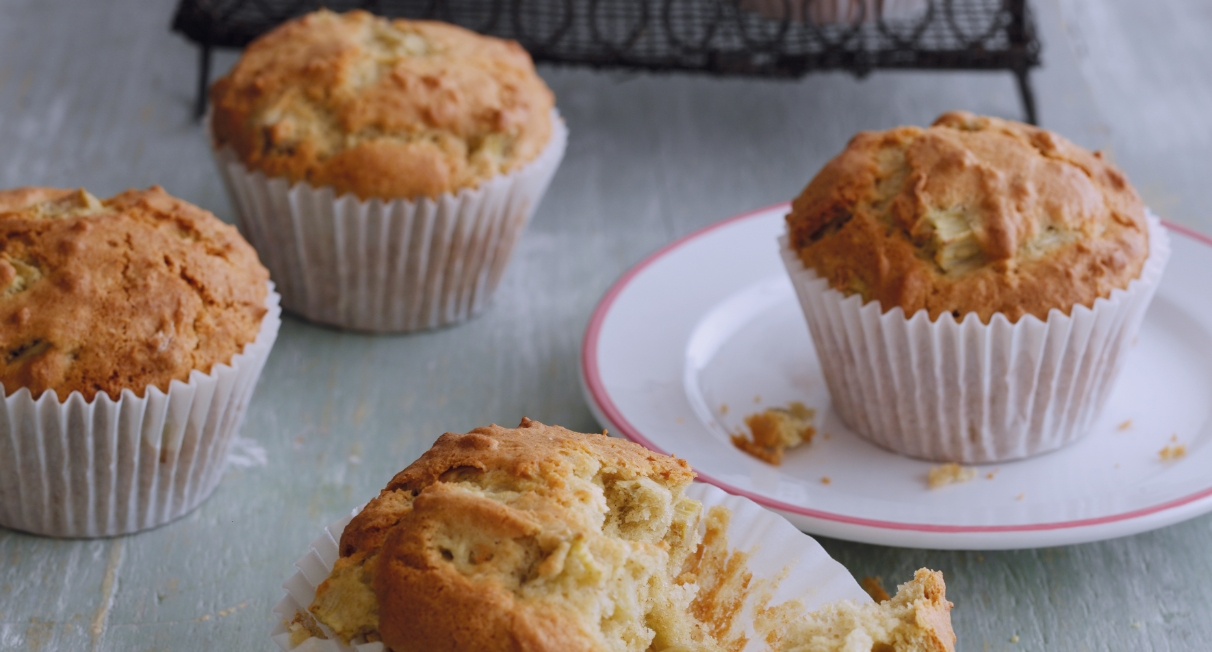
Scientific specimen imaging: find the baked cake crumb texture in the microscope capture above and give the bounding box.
[287,612,327,647]
[304,419,958,652]
[926,463,976,489]
[309,419,733,652]
[1159,443,1187,461]
[731,401,816,465]
[780,569,956,652]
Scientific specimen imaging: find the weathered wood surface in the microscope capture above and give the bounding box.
[0,0,1209,650]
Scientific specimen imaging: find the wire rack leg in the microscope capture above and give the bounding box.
[1014,66,1037,125]
[194,44,211,121]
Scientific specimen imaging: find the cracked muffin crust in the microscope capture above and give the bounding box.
[0,186,269,401]
[209,9,555,200]
[785,111,1150,323]
[309,418,730,652]
[302,419,960,652]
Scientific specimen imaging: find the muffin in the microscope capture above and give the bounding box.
[209,9,567,332]
[780,112,1169,462]
[273,419,956,652]
[309,419,714,651]
[0,186,281,537]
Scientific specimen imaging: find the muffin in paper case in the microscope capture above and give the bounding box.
[211,112,567,333]
[779,212,1170,463]
[269,482,869,652]
[0,285,281,538]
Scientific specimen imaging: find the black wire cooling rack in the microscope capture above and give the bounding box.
[172,0,1041,123]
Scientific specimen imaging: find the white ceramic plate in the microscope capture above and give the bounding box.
[270,483,869,651]
[581,204,1212,550]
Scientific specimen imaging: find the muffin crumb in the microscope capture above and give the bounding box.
[1117,419,1133,431]
[287,612,327,647]
[780,569,956,652]
[1159,444,1187,461]
[730,402,816,465]
[927,463,976,489]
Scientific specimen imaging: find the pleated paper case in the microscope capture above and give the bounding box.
[213,112,567,332]
[780,213,1170,463]
[0,286,281,537]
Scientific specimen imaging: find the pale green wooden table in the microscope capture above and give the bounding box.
[1,0,1210,649]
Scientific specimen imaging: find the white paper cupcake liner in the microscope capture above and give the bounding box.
[0,284,281,538]
[780,213,1171,463]
[212,112,567,332]
[269,482,868,652]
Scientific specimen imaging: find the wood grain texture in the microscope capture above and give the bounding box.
[0,0,1209,650]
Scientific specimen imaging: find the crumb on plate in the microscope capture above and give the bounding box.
[1117,419,1132,431]
[730,401,815,465]
[1159,444,1187,462]
[927,463,976,489]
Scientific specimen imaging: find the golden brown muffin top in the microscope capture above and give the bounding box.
[786,111,1150,323]
[309,418,722,652]
[0,187,269,401]
[209,9,555,201]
